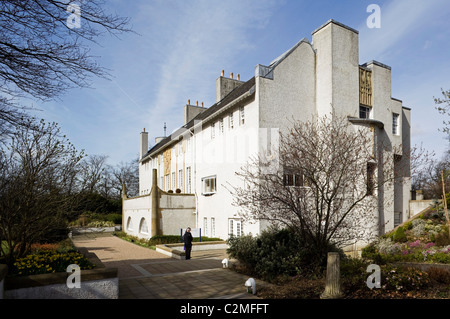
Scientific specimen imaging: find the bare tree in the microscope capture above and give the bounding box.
[230,115,406,262]
[0,118,83,265]
[0,0,132,137]
[78,154,108,193]
[112,157,139,198]
[435,88,450,136]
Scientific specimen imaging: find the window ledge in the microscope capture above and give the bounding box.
[202,192,216,196]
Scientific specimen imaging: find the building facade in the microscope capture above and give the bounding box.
[123,20,411,246]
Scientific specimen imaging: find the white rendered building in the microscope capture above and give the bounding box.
[123,20,411,245]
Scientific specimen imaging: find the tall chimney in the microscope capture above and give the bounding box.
[221,70,224,77]
[216,71,244,102]
[140,128,149,160]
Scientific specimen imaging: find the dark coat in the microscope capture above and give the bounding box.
[183,231,193,248]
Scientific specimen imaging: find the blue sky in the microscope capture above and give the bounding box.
[30,0,450,165]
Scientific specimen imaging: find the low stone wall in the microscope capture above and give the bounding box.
[3,248,118,299]
[156,241,228,260]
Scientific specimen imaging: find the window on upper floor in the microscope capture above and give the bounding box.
[211,122,216,139]
[283,168,304,187]
[239,106,245,125]
[359,105,370,119]
[186,166,192,193]
[392,113,399,135]
[219,118,224,133]
[229,112,234,129]
[202,175,217,195]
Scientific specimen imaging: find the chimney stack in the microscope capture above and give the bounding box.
[216,70,244,102]
[140,128,149,160]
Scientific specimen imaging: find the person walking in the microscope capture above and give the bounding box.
[183,227,193,260]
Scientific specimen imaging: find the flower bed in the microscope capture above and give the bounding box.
[8,242,95,277]
[362,209,450,264]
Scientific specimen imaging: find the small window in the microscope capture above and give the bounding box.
[211,218,216,237]
[186,167,192,193]
[203,217,208,237]
[359,106,370,119]
[229,112,234,129]
[127,217,134,231]
[229,219,242,237]
[211,122,216,139]
[283,168,304,187]
[219,118,224,133]
[202,175,217,195]
[178,169,183,192]
[139,218,148,234]
[392,113,399,135]
[239,106,245,125]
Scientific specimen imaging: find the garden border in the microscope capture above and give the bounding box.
[3,246,119,299]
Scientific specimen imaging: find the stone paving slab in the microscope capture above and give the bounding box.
[72,233,269,299]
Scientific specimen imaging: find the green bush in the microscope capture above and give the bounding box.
[227,227,341,281]
[341,257,371,291]
[361,244,387,264]
[392,226,407,243]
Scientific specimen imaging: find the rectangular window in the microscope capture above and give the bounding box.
[211,122,215,139]
[229,219,242,237]
[239,106,245,125]
[202,175,217,195]
[229,112,234,129]
[178,169,183,192]
[219,118,224,133]
[165,174,170,191]
[186,166,192,193]
[359,106,370,119]
[283,168,304,187]
[203,217,208,237]
[392,113,399,135]
[172,172,176,191]
[160,176,164,190]
[211,218,215,237]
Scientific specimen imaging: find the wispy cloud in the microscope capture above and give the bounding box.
[358,0,448,63]
[134,0,282,139]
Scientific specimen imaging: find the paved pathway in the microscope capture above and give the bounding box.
[72,233,269,299]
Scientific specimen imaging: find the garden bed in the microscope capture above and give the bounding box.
[2,242,119,299]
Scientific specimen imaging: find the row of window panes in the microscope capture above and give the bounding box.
[211,107,245,139]
[159,166,192,192]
